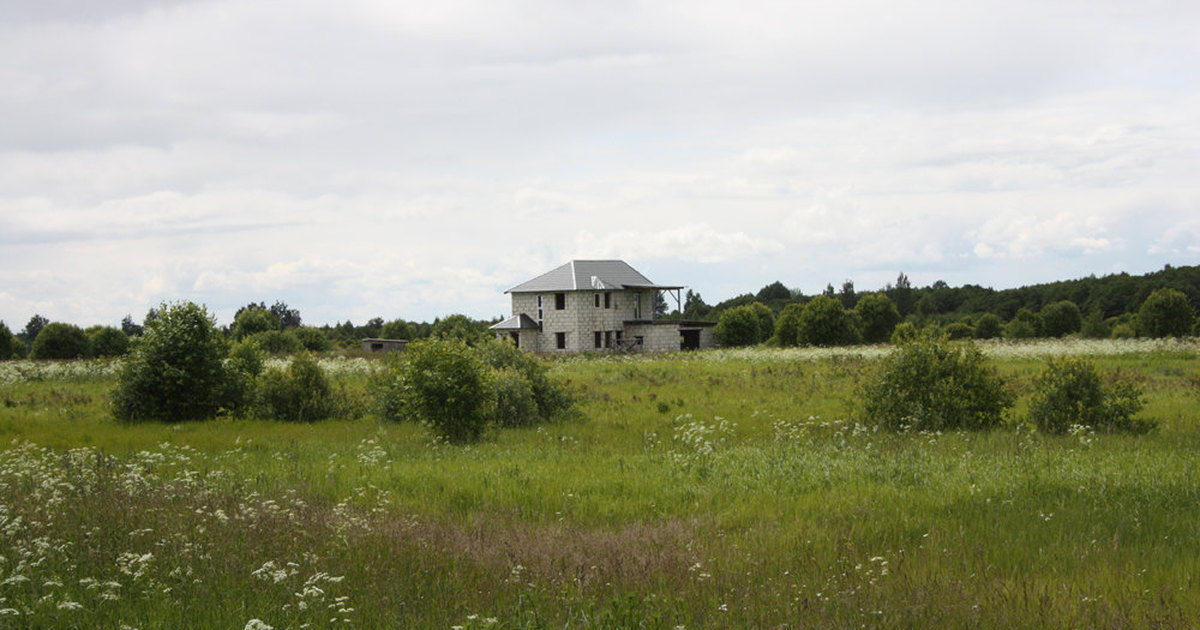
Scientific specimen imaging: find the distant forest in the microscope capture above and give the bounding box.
[3,264,1198,360]
[682,263,1200,324]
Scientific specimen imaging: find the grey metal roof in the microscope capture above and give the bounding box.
[489,314,542,330]
[506,260,679,293]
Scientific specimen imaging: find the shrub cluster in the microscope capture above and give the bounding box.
[1029,356,1149,434]
[377,337,573,442]
[861,333,1013,432]
[113,302,344,423]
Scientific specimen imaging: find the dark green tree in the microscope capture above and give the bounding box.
[121,314,144,337]
[231,305,280,340]
[748,302,775,343]
[714,304,763,347]
[756,281,792,302]
[380,319,415,340]
[774,303,805,347]
[431,314,487,344]
[21,314,49,347]
[682,290,713,320]
[86,325,130,357]
[0,321,15,360]
[797,295,860,346]
[293,326,332,352]
[1003,308,1043,339]
[1137,288,1195,337]
[854,293,901,343]
[31,322,91,359]
[1040,300,1083,338]
[270,300,302,329]
[973,313,1004,340]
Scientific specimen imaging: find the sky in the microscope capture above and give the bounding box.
[2,0,1198,329]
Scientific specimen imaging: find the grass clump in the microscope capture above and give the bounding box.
[861,333,1013,431]
[1029,356,1151,434]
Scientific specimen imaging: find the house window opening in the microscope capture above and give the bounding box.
[604,331,613,348]
[555,293,565,310]
[604,292,611,309]
[556,332,566,350]
[594,331,602,349]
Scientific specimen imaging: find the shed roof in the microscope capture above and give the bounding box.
[506,260,682,293]
[489,314,541,330]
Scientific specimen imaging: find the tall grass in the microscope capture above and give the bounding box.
[2,340,1199,627]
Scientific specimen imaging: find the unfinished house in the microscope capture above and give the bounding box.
[489,260,715,353]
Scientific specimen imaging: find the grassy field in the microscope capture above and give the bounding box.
[2,339,1200,628]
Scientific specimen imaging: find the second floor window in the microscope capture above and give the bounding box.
[555,293,565,310]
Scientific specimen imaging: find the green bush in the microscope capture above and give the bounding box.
[973,313,1004,340]
[384,338,492,443]
[748,302,775,343]
[1003,308,1043,339]
[293,326,333,352]
[1028,356,1149,434]
[248,329,302,354]
[1040,300,1083,338]
[855,293,901,343]
[1081,310,1109,339]
[474,337,573,423]
[773,303,804,347]
[890,321,919,344]
[231,306,279,340]
[31,322,92,359]
[715,305,763,347]
[490,367,539,428]
[943,322,974,340]
[797,295,860,346]
[1137,288,1194,338]
[256,353,336,422]
[861,333,1013,432]
[112,301,236,422]
[87,325,130,357]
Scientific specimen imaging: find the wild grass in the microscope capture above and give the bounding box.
[2,339,1199,627]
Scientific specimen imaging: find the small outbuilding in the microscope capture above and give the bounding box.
[362,338,408,352]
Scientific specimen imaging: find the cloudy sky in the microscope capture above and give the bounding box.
[2,0,1198,328]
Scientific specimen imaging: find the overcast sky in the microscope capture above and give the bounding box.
[2,0,1198,329]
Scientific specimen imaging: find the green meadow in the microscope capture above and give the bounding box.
[2,338,1200,628]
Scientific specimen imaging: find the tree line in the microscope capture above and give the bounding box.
[675,264,1200,347]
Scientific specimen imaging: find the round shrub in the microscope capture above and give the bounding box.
[855,293,901,343]
[474,337,572,423]
[256,353,335,422]
[231,306,279,340]
[748,302,775,343]
[490,366,539,428]
[715,305,763,347]
[87,325,130,358]
[293,326,333,352]
[1137,288,1194,338]
[973,313,1004,340]
[861,333,1013,432]
[112,301,235,422]
[890,321,919,344]
[1003,308,1042,339]
[31,322,91,359]
[385,337,492,443]
[1040,300,1083,338]
[774,303,804,347]
[943,321,974,340]
[1029,356,1148,434]
[797,295,860,346]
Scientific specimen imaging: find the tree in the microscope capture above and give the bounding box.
[431,314,486,344]
[748,302,775,343]
[682,290,712,320]
[0,321,14,360]
[293,326,332,352]
[380,319,415,340]
[797,295,860,346]
[1040,300,1082,338]
[714,304,763,347]
[31,322,91,359]
[87,325,130,357]
[121,314,144,337]
[270,300,302,329]
[1080,309,1109,339]
[774,303,805,347]
[756,281,792,302]
[973,313,1004,340]
[112,301,237,422]
[861,333,1013,432]
[1003,308,1043,339]
[838,279,857,309]
[1137,288,1194,338]
[21,314,49,346]
[854,293,901,343]
[653,292,669,318]
[231,305,280,340]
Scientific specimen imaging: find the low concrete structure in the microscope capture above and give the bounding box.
[490,260,715,353]
[362,338,408,352]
